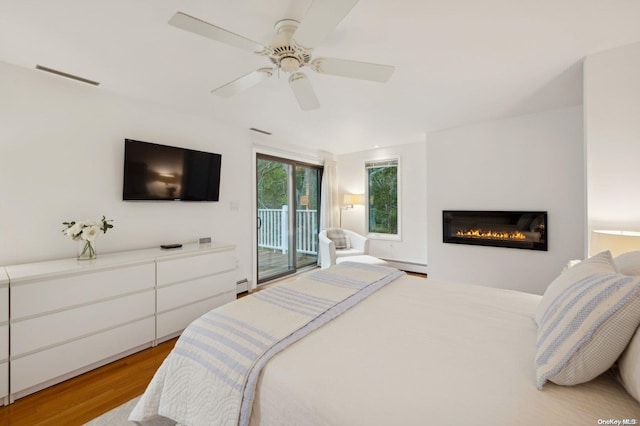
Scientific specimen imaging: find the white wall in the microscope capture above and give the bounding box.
[0,61,253,284]
[584,42,640,239]
[336,141,427,271]
[426,106,584,295]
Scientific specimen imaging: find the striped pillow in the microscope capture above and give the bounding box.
[535,271,640,389]
[326,228,348,249]
[535,251,617,326]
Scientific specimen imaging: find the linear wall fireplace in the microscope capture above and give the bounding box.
[443,210,547,251]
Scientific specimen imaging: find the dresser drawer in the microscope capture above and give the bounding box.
[0,287,7,323]
[11,317,155,394]
[11,262,155,319]
[157,291,235,340]
[157,271,235,313]
[0,361,7,401]
[157,250,235,287]
[0,326,7,362]
[11,290,155,357]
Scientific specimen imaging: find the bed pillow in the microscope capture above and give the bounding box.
[535,269,640,389]
[565,259,581,269]
[535,251,617,326]
[618,326,640,403]
[345,236,352,249]
[614,251,640,276]
[326,228,348,249]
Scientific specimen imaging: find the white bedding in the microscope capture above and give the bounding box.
[130,263,404,426]
[249,275,640,425]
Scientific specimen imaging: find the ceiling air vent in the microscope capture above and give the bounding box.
[249,127,272,136]
[36,65,100,86]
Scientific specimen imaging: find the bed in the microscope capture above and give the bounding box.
[130,258,640,426]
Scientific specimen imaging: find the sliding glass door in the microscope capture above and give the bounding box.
[257,156,294,281]
[256,154,322,283]
[295,164,321,269]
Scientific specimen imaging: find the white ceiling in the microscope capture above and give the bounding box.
[1,0,640,154]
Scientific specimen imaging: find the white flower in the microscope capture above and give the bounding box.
[82,226,101,242]
[62,216,113,245]
[66,223,82,240]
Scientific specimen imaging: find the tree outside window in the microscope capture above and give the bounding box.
[366,159,399,237]
[256,158,319,211]
[256,158,288,209]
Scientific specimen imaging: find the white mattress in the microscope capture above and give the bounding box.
[249,275,640,425]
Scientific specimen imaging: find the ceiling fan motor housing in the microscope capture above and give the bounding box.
[267,19,312,72]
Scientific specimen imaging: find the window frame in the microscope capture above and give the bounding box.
[365,157,401,241]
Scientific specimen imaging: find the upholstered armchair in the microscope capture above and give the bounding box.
[318,228,369,269]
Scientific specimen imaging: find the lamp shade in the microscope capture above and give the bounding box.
[343,194,364,205]
[590,230,640,257]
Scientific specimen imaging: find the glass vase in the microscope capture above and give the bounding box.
[78,239,97,260]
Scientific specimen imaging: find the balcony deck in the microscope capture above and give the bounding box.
[258,247,317,282]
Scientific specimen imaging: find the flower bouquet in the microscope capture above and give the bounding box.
[62,216,114,260]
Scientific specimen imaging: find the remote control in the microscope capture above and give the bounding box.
[160,244,183,249]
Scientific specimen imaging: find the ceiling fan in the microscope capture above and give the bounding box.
[168,0,395,110]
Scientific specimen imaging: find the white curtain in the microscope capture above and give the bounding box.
[320,160,339,231]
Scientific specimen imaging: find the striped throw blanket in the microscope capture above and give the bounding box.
[130,262,405,426]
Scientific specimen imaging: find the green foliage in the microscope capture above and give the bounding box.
[257,159,288,209]
[100,215,114,234]
[295,166,320,210]
[368,166,398,234]
[257,159,321,211]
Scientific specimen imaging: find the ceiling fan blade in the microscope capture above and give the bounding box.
[289,73,320,110]
[293,0,360,48]
[169,12,265,53]
[311,58,395,82]
[211,68,274,98]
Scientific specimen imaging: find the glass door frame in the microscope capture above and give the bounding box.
[255,153,323,285]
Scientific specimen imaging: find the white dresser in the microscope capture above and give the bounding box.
[4,242,236,402]
[156,248,237,342]
[0,268,8,405]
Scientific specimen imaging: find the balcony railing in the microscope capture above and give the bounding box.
[258,207,318,254]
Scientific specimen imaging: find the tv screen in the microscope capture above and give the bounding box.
[123,139,222,201]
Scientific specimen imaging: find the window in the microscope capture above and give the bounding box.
[366,159,400,239]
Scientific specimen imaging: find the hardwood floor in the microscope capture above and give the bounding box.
[0,268,426,425]
[0,338,177,426]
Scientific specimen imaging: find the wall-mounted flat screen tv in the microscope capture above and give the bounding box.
[123,139,222,201]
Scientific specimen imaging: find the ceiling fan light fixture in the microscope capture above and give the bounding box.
[280,56,300,73]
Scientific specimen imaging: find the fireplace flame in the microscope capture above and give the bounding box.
[455,229,527,241]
